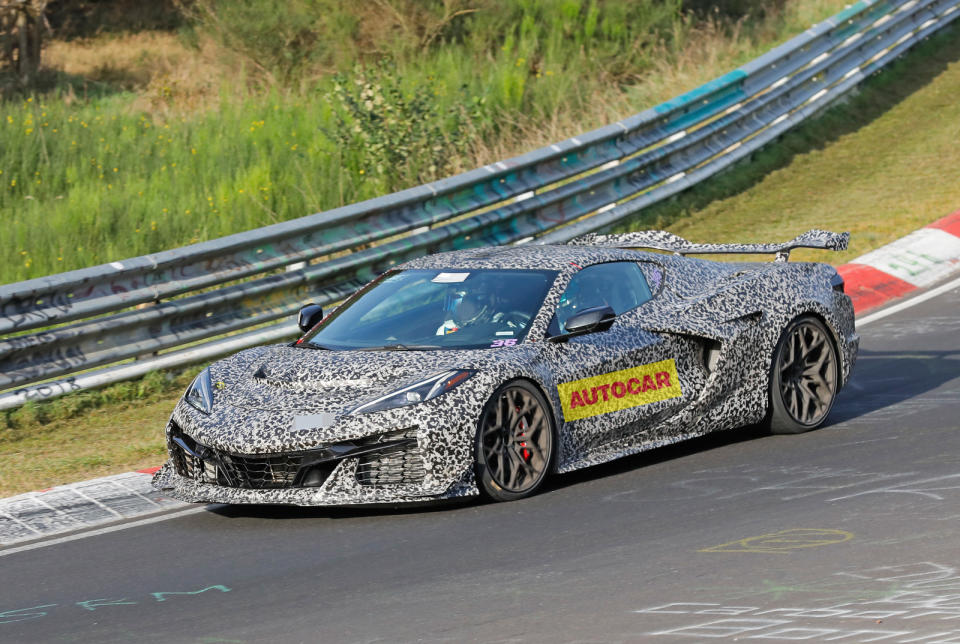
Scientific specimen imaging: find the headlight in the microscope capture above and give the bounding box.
[349,370,475,415]
[185,368,214,414]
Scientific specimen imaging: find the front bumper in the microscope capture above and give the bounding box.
[152,418,478,506]
[152,461,474,506]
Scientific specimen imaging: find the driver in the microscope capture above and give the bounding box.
[436,282,528,337]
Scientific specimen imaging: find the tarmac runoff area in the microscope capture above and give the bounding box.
[2,209,959,549]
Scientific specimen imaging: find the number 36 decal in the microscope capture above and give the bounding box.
[490,338,518,347]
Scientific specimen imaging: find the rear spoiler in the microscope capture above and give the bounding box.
[568,229,849,262]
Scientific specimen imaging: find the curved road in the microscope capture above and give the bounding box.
[2,282,959,643]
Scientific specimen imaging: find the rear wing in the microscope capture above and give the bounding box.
[568,229,849,262]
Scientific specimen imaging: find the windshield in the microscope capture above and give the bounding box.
[300,269,557,350]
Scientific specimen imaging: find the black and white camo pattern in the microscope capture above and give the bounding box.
[570,229,849,258]
[153,241,859,506]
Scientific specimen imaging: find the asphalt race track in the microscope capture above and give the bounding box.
[2,282,958,643]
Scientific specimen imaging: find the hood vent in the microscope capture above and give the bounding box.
[252,362,375,389]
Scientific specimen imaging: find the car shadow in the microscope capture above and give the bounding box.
[542,423,771,495]
[206,496,474,521]
[827,348,960,423]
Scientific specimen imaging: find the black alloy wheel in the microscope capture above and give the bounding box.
[475,380,554,501]
[767,315,839,434]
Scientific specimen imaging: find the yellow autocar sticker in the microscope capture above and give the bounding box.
[557,359,682,422]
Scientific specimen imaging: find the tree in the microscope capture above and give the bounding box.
[0,0,50,86]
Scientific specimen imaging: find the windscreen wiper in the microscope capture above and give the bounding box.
[358,344,441,351]
[297,342,332,350]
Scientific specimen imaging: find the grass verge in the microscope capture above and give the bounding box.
[0,367,200,496]
[0,396,178,496]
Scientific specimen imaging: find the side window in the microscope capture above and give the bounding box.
[548,262,652,335]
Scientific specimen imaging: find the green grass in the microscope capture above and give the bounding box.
[0,364,204,495]
[0,395,182,496]
[0,0,854,284]
[2,91,363,278]
[613,22,960,265]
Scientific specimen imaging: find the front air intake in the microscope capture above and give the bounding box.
[355,429,425,487]
[169,424,316,490]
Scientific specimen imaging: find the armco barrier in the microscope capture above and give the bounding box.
[1,0,958,409]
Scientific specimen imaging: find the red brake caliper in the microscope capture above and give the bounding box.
[517,405,531,461]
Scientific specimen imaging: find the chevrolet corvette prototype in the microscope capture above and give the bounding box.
[153,229,859,505]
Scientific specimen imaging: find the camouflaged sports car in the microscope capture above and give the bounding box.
[153,229,858,505]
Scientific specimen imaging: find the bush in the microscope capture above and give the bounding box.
[326,60,477,190]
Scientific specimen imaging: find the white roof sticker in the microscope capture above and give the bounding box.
[432,272,470,283]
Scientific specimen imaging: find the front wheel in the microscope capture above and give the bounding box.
[767,315,839,434]
[475,380,554,502]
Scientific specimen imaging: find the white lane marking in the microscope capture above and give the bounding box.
[0,506,209,558]
[82,477,159,509]
[0,510,43,535]
[857,274,960,327]
[70,488,124,519]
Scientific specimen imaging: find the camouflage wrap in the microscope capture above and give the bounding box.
[154,242,859,506]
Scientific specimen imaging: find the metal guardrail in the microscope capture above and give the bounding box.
[1,0,958,410]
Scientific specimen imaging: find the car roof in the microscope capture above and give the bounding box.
[397,244,656,272]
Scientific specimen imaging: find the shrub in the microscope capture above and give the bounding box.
[326,59,477,190]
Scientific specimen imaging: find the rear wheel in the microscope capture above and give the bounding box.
[475,380,554,501]
[767,315,839,434]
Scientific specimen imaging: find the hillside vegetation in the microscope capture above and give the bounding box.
[0,0,852,284]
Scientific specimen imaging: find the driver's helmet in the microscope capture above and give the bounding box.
[437,281,497,335]
[452,282,496,326]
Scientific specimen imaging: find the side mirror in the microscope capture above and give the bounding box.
[549,305,616,342]
[298,304,324,333]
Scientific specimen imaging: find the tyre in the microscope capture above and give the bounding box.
[475,380,555,501]
[767,315,839,434]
